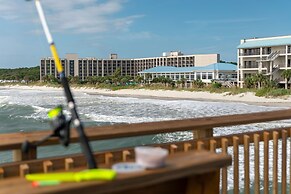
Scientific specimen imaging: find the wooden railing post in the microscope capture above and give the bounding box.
[263,132,269,194]
[221,138,228,194]
[244,135,250,194]
[13,147,36,162]
[254,134,260,194]
[273,131,279,194]
[281,130,287,194]
[193,128,213,139]
[233,136,239,194]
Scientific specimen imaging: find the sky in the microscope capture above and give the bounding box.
[1,0,291,68]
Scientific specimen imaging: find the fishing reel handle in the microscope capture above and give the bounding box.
[21,120,71,154]
[22,106,71,154]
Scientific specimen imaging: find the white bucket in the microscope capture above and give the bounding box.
[134,146,169,169]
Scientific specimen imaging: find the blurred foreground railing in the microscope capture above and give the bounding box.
[0,109,291,193]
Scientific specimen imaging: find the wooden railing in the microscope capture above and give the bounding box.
[192,127,291,194]
[1,109,291,193]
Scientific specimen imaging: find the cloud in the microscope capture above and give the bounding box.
[0,0,143,34]
[0,1,33,21]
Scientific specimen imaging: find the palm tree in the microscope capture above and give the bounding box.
[112,68,122,85]
[281,69,291,89]
[180,77,187,88]
[120,76,131,85]
[192,79,204,88]
[144,73,151,84]
[244,76,255,88]
[134,75,144,84]
[253,73,266,89]
[113,67,122,78]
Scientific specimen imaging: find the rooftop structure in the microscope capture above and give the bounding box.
[238,35,291,49]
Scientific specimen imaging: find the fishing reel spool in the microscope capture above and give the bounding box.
[22,106,71,154]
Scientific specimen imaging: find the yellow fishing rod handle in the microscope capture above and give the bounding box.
[50,44,63,73]
[25,169,116,182]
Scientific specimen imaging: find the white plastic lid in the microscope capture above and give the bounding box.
[112,162,145,173]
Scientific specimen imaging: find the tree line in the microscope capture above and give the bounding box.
[2,66,291,91]
[0,66,39,81]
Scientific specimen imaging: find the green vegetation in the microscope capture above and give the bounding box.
[282,69,291,89]
[192,79,205,88]
[242,73,291,97]
[0,66,39,81]
[255,88,291,97]
[2,66,291,99]
[244,73,277,89]
[219,60,237,65]
[211,81,222,89]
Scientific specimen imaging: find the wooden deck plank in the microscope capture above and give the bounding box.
[0,151,231,194]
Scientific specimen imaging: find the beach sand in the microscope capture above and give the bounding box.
[1,85,291,107]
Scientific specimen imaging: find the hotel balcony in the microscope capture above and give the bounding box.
[239,52,260,56]
[240,49,291,57]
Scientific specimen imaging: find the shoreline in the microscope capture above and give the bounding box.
[1,85,291,107]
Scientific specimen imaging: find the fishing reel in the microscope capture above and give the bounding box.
[22,106,71,154]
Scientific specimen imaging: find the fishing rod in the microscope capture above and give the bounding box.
[24,0,97,169]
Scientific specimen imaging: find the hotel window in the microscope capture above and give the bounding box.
[288,59,291,67]
[202,72,207,79]
[231,74,237,79]
[208,73,213,80]
[219,73,226,79]
[196,73,201,80]
[262,47,271,55]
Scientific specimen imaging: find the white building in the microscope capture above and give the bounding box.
[139,63,237,84]
[237,35,291,88]
[40,52,220,81]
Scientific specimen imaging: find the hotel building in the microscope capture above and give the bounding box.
[138,63,237,84]
[40,52,220,81]
[237,35,291,87]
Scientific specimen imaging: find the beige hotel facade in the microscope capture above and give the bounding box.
[40,52,220,81]
[237,35,291,88]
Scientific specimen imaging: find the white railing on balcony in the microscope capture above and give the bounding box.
[240,49,291,57]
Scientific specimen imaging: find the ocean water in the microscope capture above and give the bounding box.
[1,87,291,191]
[0,87,290,152]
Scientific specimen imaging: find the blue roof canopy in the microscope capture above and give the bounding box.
[139,63,237,74]
[237,37,291,49]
